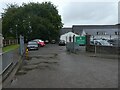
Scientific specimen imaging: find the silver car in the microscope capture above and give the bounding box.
[90,40,113,46]
[27,41,39,50]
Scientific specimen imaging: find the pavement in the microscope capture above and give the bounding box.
[3,44,118,88]
[2,48,24,89]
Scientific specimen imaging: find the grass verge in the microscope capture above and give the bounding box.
[3,44,19,53]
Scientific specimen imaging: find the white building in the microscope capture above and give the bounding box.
[60,32,80,43]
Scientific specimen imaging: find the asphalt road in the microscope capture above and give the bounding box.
[4,44,118,88]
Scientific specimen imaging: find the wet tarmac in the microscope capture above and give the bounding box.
[4,44,118,88]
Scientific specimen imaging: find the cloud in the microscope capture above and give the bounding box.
[0,0,119,26]
[62,2,118,27]
[118,1,120,23]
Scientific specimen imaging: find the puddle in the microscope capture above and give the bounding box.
[16,54,59,76]
[42,61,58,64]
[22,67,36,71]
[54,53,58,56]
[90,55,97,57]
[29,62,42,65]
[16,63,55,76]
[29,61,58,66]
[28,53,58,60]
[36,65,53,70]
[16,71,27,75]
[26,57,32,60]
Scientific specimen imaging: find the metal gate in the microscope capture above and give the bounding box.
[66,35,80,53]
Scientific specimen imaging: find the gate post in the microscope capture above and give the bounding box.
[19,35,25,56]
[85,34,91,51]
[73,35,75,53]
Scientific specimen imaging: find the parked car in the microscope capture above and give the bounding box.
[45,40,49,44]
[27,41,39,50]
[51,40,56,44]
[107,39,120,47]
[90,40,113,46]
[33,39,45,47]
[59,40,66,46]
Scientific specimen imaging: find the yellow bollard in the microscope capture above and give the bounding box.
[25,48,29,60]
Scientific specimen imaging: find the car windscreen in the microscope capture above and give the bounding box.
[28,42,37,45]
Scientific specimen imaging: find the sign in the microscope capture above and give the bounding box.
[75,36,86,45]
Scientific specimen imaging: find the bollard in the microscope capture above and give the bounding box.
[25,48,29,60]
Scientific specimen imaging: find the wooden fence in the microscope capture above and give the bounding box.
[3,39,18,47]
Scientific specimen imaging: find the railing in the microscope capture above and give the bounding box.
[86,45,119,55]
[1,35,25,81]
[1,48,19,75]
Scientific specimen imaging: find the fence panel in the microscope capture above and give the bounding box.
[3,39,18,47]
[2,48,20,74]
[2,51,13,73]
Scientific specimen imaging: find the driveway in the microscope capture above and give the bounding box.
[4,44,118,88]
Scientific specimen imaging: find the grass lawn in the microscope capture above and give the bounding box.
[3,44,19,53]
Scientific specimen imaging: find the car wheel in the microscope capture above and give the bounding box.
[36,48,39,50]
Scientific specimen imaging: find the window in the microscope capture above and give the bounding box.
[115,31,119,35]
[97,32,99,35]
[96,31,106,35]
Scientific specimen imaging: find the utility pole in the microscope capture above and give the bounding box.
[15,24,18,44]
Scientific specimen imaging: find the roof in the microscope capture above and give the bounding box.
[73,25,118,29]
[60,28,72,35]
[60,32,79,41]
[61,32,79,37]
[72,25,118,35]
[84,28,118,35]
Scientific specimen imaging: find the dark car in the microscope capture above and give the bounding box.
[27,41,39,50]
[45,40,49,44]
[51,40,56,44]
[108,39,120,47]
[59,40,66,46]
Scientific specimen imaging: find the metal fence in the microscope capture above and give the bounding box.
[2,49,19,74]
[2,35,25,75]
[66,42,80,53]
[66,35,81,53]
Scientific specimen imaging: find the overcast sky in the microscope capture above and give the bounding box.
[0,0,119,27]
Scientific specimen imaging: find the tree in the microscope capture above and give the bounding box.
[2,2,63,41]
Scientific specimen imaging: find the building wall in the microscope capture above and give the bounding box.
[72,25,118,39]
[90,35,118,40]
